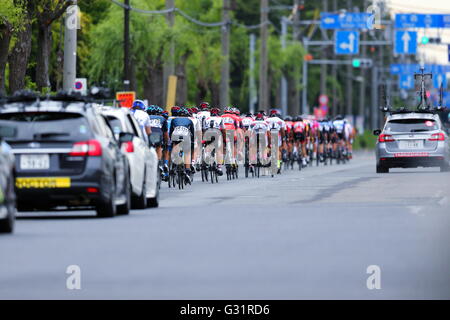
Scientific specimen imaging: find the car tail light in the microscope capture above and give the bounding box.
[122,141,134,153]
[429,133,445,141]
[379,134,395,142]
[86,187,99,193]
[70,140,102,156]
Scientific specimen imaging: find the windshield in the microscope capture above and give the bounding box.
[0,112,91,141]
[384,119,439,133]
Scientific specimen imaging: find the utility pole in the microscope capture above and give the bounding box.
[302,38,308,115]
[259,0,269,111]
[292,0,301,116]
[220,0,230,107]
[331,0,337,117]
[63,1,78,92]
[280,17,288,116]
[249,34,257,114]
[345,0,353,118]
[358,0,368,131]
[164,0,175,102]
[320,0,328,98]
[123,0,131,91]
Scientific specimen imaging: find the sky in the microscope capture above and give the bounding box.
[386,0,450,64]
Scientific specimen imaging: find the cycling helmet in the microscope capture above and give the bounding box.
[199,102,210,111]
[162,110,169,119]
[255,112,265,120]
[295,116,303,122]
[210,108,221,116]
[269,109,280,117]
[132,99,146,111]
[180,107,190,117]
[245,112,253,117]
[335,115,344,120]
[284,115,293,121]
[189,107,199,115]
[171,106,181,116]
[258,110,267,117]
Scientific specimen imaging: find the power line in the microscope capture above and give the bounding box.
[110,0,280,31]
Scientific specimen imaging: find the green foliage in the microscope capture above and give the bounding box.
[353,130,377,150]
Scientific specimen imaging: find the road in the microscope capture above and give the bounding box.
[1,153,449,299]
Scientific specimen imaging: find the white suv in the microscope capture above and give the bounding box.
[100,106,160,208]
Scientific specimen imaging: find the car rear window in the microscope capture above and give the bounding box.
[0,112,91,141]
[106,116,123,136]
[385,119,439,133]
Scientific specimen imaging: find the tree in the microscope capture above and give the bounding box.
[0,0,24,94]
[34,0,73,91]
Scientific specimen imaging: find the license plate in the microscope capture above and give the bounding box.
[399,140,423,149]
[15,177,71,189]
[20,154,50,170]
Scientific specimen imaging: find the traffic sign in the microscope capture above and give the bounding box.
[318,94,329,107]
[448,45,450,62]
[321,12,372,29]
[433,74,447,89]
[399,74,414,89]
[395,13,450,29]
[394,31,417,55]
[73,78,87,96]
[390,64,450,75]
[335,31,359,55]
[116,91,136,108]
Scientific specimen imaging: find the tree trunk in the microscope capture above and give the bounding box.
[8,20,32,94]
[0,25,12,95]
[143,60,164,107]
[209,81,220,107]
[287,75,300,116]
[175,52,190,105]
[36,23,52,91]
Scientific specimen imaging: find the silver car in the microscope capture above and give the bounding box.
[374,112,450,173]
[0,124,16,233]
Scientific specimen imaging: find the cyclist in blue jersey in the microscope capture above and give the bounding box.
[169,107,195,184]
[147,105,169,180]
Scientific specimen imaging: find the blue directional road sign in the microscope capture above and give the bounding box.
[394,31,417,55]
[335,31,359,55]
[399,74,414,90]
[321,13,372,29]
[395,13,450,29]
[433,74,447,89]
[390,64,450,75]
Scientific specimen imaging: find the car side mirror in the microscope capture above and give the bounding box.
[0,125,17,139]
[373,129,381,136]
[118,132,134,145]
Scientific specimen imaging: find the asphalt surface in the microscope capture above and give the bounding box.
[1,152,449,299]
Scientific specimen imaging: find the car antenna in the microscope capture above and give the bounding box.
[380,84,390,113]
[415,66,433,111]
[437,82,444,111]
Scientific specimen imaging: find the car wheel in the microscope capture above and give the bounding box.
[147,172,160,208]
[0,177,15,233]
[96,181,117,218]
[132,173,147,210]
[376,164,389,173]
[117,179,131,215]
[440,162,450,172]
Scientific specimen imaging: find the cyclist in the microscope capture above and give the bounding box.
[332,115,347,160]
[283,115,294,166]
[221,106,241,169]
[266,109,286,173]
[249,112,270,168]
[131,99,152,141]
[169,107,195,184]
[293,116,307,167]
[197,102,211,131]
[204,107,225,176]
[147,105,169,180]
[188,107,203,171]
